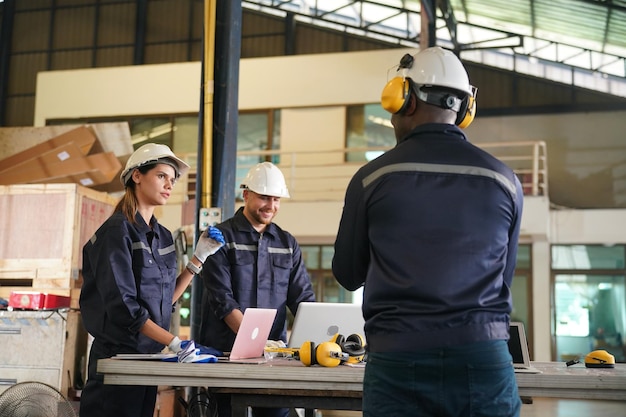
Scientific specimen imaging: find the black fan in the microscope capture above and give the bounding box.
[0,381,77,417]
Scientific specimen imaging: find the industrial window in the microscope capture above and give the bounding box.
[301,245,356,304]
[236,110,281,199]
[552,245,626,363]
[345,104,394,162]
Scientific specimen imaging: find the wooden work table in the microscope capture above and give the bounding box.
[98,358,626,415]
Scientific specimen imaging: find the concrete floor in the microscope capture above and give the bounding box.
[315,398,626,417]
[518,398,626,417]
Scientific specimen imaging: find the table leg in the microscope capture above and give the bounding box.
[231,401,249,417]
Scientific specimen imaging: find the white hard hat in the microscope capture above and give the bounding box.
[120,143,190,186]
[380,46,477,127]
[240,162,290,198]
[403,46,473,95]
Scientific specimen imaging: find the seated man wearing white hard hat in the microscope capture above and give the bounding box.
[198,162,316,417]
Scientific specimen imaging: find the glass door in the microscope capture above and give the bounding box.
[552,245,626,363]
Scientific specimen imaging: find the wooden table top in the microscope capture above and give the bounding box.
[98,358,626,401]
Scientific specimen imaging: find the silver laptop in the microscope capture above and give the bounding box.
[288,302,365,348]
[508,321,541,373]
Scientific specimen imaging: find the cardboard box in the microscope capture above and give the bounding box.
[0,126,97,174]
[0,124,132,191]
[1,151,122,186]
[0,138,121,187]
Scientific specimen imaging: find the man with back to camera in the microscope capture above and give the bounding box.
[198,161,316,417]
[332,47,524,417]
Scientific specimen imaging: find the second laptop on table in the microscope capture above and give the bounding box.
[288,302,365,348]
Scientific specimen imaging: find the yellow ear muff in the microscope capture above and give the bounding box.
[299,341,316,366]
[381,77,411,114]
[455,95,475,128]
[298,340,346,367]
[346,333,365,346]
[328,333,366,364]
[342,333,366,363]
[456,87,477,129]
[315,341,344,368]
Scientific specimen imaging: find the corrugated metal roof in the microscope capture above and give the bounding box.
[244,0,626,95]
[450,0,626,54]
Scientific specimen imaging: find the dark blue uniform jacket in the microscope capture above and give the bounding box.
[332,123,524,352]
[80,212,177,355]
[198,208,316,352]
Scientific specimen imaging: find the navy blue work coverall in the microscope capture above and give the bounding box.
[332,123,524,352]
[80,211,178,417]
[198,207,316,352]
[332,123,524,416]
[198,207,316,417]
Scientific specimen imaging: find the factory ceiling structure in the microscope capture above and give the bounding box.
[242,0,626,97]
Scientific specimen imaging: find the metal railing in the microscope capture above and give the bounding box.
[184,140,548,202]
[476,140,548,197]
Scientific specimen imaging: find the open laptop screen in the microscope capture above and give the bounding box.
[508,321,530,367]
[229,308,277,360]
[288,302,365,348]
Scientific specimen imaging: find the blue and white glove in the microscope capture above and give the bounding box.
[193,226,225,263]
[167,337,220,363]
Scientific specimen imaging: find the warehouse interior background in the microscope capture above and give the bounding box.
[1,0,626,401]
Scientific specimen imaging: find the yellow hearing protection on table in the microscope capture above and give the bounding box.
[298,341,348,368]
[329,333,366,364]
[584,349,615,368]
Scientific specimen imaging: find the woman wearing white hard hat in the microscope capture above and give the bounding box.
[80,143,226,417]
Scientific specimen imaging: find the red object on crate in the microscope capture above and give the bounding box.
[8,291,71,310]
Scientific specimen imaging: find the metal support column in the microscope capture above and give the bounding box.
[190,0,241,340]
[420,0,437,49]
[210,0,241,218]
[134,0,148,65]
[0,0,15,126]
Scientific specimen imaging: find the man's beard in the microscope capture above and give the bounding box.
[250,209,275,225]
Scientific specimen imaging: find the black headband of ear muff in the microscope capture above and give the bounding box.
[416,87,464,112]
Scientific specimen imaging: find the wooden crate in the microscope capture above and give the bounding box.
[0,184,117,300]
